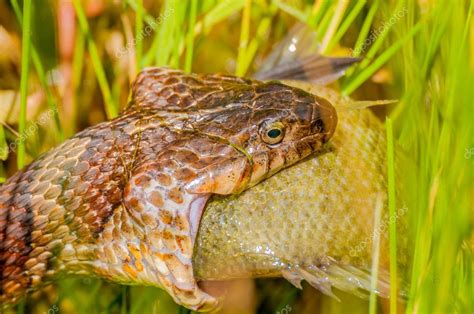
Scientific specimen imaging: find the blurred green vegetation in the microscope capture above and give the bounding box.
[0,0,472,313]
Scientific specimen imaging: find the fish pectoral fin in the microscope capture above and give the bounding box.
[296,266,341,301]
[281,269,303,289]
[322,261,391,299]
[282,260,391,301]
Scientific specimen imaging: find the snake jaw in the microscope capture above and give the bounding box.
[188,195,210,242]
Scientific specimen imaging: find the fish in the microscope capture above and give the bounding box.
[195,83,408,301]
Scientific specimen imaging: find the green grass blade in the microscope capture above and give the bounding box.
[0,125,7,161]
[154,0,178,66]
[126,0,156,25]
[71,29,85,135]
[368,194,383,314]
[202,0,245,33]
[309,0,331,27]
[356,2,407,72]
[342,21,422,95]
[30,52,63,141]
[316,5,335,41]
[142,2,175,67]
[238,3,277,76]
[325,0,366,53]
[386,117,397,314]
[135,0,144,68]
[273,0,308,24]
[184,0,198,72]
[11,0,64,142]
[352,0,379,57]
[169,3,188,69]
[17,0,33,169]
[73,0,118,118]
[235,0,251,76]
[320,0,350,53]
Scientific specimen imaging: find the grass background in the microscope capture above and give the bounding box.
[0,0,472,313]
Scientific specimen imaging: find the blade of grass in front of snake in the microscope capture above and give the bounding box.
[368,193,384,314]
[17,0,32,169]
[386,117,398,314]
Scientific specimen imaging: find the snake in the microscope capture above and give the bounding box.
[0,68,338,311]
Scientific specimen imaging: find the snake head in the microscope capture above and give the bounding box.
[131,68,337,193]
[245,81,337,185]
[188,79,337,190]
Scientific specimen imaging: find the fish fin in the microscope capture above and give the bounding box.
[296,266,341,300]
[282,260,391,300]
[281,269,303,289]
[341,99,398,110]
[321,261,391,299]
[253,23,359,84]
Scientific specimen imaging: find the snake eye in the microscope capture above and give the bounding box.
[260,121,285,145]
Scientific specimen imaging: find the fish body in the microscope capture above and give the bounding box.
[195,83,408,298]
[0,69,335,311]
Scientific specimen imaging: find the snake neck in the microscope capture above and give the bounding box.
[0,116,142,307]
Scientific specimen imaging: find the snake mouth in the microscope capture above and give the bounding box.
[298,133,327,153]
[313,96,338,142]
[189,195,211,242]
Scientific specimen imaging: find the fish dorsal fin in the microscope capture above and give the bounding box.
[332,99,399,114]
[254,23,359,84]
